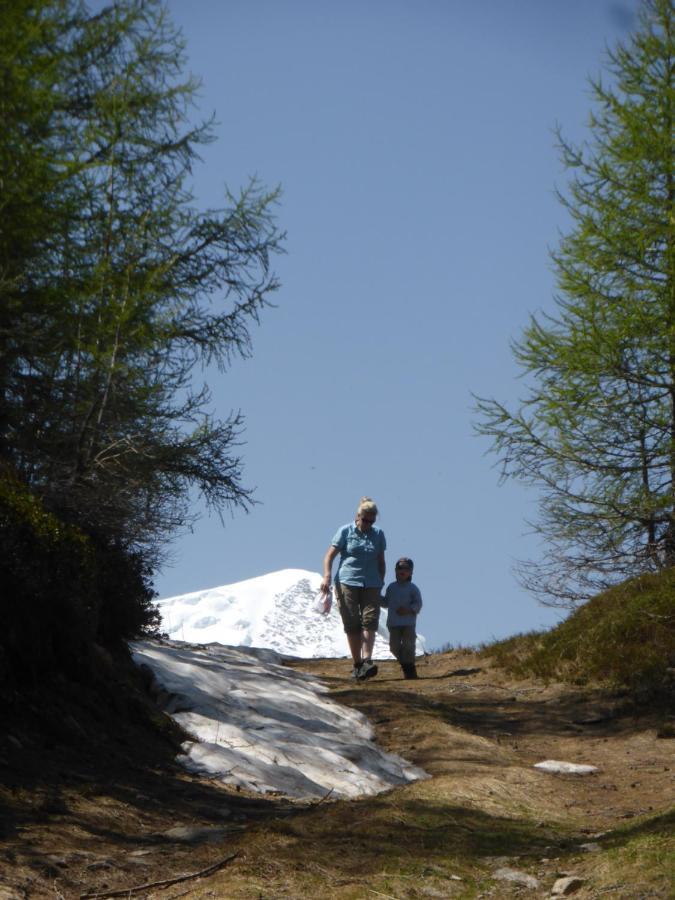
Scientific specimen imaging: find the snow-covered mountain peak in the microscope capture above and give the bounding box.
[157,568,424,659]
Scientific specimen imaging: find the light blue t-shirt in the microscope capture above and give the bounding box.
[382,580,423,628]
[331,522,386,588]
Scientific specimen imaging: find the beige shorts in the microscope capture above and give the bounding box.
[335,583,381,634]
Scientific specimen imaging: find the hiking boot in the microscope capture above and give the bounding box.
[351,663,362,679]
[402,663,418,680]
[357,658,378,681]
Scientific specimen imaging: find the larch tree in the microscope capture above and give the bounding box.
[475,0,675,606]
[0,0,75,464]
[1,0,284,564]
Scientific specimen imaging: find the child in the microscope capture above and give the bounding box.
[382,557,422,679]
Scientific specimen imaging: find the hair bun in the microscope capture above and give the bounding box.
[356,497,379,517]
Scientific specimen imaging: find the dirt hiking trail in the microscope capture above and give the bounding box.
[1,649,673,898]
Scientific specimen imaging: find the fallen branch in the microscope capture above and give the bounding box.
[308,787,334,807]
[79,853,238,899]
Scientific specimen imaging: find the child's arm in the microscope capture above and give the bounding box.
[396,585,422,617]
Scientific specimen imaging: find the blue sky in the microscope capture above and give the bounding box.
[153,0,639,648]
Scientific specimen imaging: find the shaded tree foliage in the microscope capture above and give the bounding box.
[1,0,283,562]
[0,466,161,682]
[476,0,675,606]
[0,0,283,670]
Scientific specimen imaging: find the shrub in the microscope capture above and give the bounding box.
[0,469,97,683]
[0,467,159,685]
[93,541,160,647]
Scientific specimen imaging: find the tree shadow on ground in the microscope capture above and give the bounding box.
[331,681,655,742]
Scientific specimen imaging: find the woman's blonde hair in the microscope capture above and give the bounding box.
[357,496,378,517]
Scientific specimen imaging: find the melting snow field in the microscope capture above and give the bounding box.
[131,640,429,800]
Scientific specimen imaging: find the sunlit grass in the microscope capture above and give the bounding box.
[480,569,675,704]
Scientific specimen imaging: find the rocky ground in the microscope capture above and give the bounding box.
[0,649,673,898]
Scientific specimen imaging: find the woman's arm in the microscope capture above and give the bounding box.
[377,551,386,585]
[321,545,339,593]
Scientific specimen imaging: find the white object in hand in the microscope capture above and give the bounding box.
[314,589,332,614]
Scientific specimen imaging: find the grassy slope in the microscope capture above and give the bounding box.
[481,569,675,702]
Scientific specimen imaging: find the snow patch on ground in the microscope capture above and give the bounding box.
[132,639,429,800]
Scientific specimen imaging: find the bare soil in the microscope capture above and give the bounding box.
[0,649,673,899]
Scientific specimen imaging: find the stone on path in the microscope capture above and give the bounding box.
[550,875,585,896]
[579,841,602,852]
[159,824,236,843]
[493,867,540,888]
[534,759,598,775]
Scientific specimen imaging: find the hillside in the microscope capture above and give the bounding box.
[1,647,673,899]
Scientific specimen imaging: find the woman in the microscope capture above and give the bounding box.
[320,497,386,680]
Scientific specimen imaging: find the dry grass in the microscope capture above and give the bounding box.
[176,652,675,900]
